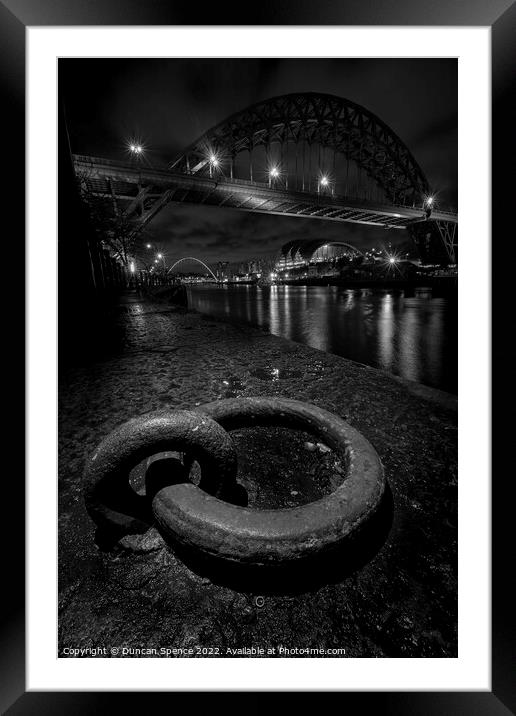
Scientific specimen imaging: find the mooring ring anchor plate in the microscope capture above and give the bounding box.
[83,410,238,533]
[152,397,385,567]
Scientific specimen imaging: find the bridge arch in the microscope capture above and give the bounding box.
[170,92,430,206]
[167,257,218,282]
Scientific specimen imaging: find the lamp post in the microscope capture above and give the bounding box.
[318,175,331,195]
[128,142,144,161]
[209,154,219,178]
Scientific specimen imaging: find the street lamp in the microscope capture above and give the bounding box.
[209,153,219,177]
[318,175,330,195]
[269,166,279,188]
[155,252,166,273]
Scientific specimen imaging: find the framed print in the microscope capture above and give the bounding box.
[3,0,513,710]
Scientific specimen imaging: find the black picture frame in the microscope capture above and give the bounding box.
[4,0,513,711]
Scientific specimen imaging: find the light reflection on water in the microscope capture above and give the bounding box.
[187,284,457,393]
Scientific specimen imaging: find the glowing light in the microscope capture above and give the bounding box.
[130,262,135,273]
[146,243,152,249]
[320,176,329,186]
[157,253,163,259]
[209,154,219,166]
[425,196,434,206]
[389,257,396,264]
[270,167,279,178]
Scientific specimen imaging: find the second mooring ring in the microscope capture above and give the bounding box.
[152,397,386,567]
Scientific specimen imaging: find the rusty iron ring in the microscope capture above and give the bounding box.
[83,411,238,534]
[152,397,386,567]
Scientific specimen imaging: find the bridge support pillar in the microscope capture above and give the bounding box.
[435,221,458,264]
[408,220,458,265]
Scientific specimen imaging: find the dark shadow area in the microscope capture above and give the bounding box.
[58,96,190,371]
[155,482,394,596]
[93,456,248,551]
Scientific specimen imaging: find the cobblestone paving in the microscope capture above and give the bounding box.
[58,296,457,658]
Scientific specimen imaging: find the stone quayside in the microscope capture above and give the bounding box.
[58,293,457,658]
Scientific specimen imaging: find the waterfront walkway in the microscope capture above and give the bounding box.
[58,292,457,658]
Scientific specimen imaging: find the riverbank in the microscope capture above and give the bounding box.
[187,283,457,393]
[58,291,457,657]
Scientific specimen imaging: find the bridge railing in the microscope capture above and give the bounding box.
[74,154,125,168]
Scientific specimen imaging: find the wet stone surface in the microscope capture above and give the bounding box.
[59,294,457,657]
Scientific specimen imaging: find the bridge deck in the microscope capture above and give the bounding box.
[73,155,457,231]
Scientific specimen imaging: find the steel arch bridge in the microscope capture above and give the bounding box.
[73,92,458,263]
[171,92,429,206]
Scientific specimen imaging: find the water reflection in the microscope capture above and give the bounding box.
[399,304,420,384]
[187,285,457,393]
[269,285,280,335]
[378,293,394,371]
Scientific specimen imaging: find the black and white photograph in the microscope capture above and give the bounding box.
[0,0,508,706]
[57,56,460,660]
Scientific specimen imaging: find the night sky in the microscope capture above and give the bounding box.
[60,58,457,267]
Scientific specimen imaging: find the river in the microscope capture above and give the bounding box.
[186,284,457,394]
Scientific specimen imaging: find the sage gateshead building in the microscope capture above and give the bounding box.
[275,239,363,276]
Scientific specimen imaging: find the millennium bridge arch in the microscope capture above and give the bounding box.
[167,257,218,282]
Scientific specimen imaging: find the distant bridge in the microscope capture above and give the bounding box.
[167,257,218,281]
[73,92,457,263]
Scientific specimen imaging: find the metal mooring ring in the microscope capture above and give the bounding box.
[152,397,385,567]
[83,411,238,533]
